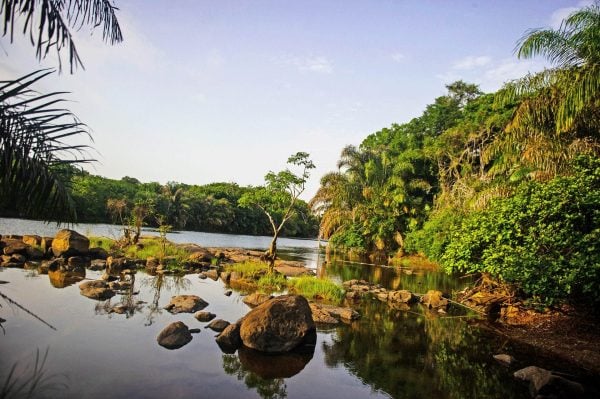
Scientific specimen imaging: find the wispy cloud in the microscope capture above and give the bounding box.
[276,55,334,74]
[549,0,592,29]
[453,55,491,70]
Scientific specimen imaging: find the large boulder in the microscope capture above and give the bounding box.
[239,295,315,353]
[157,321,193,349]
[52,230,89,257]
[164,295,208,314]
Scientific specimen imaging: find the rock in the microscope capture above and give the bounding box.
[198,272,207,279]
[493,354,515,366]
[220,271,231,283]
[88,247,108,260]
[157,321,193,349]
[514,366,584,398]
[309,303,339,324]
[188,249,214,263]
[242,292,273,307]
[6,253,26,264]
[52,229,89,257]
[204,269,218,280]
[79,282,115,300]
[239,295,315,353]
[25,246,44,260]
[3,240,29,256]
[376,292,389,301]
[68,256,90,268]
[41,237,53,253]
[194,311,216,322]
[164,295,209,314]
[321,305,360,321]
[22,235,42,247]
[224,290,232,297]
[89,259,107,271]
[189,328,201,334]
[215,322,242,352]
[388,290,414,303]
[45,258,65,272]
[205,319,230,332]
[106,256,133,275]
[421,290,449,309]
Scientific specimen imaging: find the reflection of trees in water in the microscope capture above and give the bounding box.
[222,354,287,399]
[322,299,522,399]
[140,274,191,326]
[94,274,144,318]
[0,348,69,399]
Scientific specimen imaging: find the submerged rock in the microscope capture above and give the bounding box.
[239,295,315,353]
[79,280,115,300]
[164,295,209,314]
[194,311,216,322]
[205,319,230,332]
[514,366,584,398]
[215,322,242,352]
[157,321,193,349]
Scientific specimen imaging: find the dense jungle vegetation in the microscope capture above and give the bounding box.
[0,170,319,238]
[311,3,600,306]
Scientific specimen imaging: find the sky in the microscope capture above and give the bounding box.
[0,0,591,200]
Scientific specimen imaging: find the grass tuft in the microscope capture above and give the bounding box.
[287,275,345,303]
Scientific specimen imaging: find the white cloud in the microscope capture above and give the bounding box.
[453,55,491,70]
[391,52,405,63]
[549,1,592,29]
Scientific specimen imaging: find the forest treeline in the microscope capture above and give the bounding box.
[0,170,319,239]
[311,3,600,306]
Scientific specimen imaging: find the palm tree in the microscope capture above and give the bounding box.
[1,0,123,72]
[0,69,93,221]
[492,1,600,177]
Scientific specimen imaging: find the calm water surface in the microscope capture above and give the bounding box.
[0,218,535,398]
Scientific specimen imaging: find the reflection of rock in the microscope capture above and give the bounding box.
[242,292,273,307]
[514,366,584,398]
[89,259,106,271]
[79,280,115,300]
[157,321,193,349]
[237,343,314,379]
[164,295,208,314]
[240,295,315,353]
[48,269,85,288]
[52,229,89,257]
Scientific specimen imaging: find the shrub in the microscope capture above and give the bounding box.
[440,156,600,306]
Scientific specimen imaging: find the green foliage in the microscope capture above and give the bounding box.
[287,276,344,303]
[440,156,600,305]
[226,261,268,279]
[124,238,188,262]
[404,208,464,262]
[89,236,115,252]
[328,223,367,252]
[257,273,287,292]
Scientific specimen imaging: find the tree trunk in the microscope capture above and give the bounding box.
[266,234,278,273]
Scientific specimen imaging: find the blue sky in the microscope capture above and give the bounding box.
[0,0,589,199]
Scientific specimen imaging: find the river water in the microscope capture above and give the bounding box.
[0,217,565,398]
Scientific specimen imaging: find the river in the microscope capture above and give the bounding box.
[0,217,560,398]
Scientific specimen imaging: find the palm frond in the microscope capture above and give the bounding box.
[0,69,93,222]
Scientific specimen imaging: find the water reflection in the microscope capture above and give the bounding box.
[223,354,288,399]
[139,274,191,326]
[48,269,85,288]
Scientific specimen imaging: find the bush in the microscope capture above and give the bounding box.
[329,223,367,252]
[226,261,268,279]
[404,208,463,261]
[439,156,600,306]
